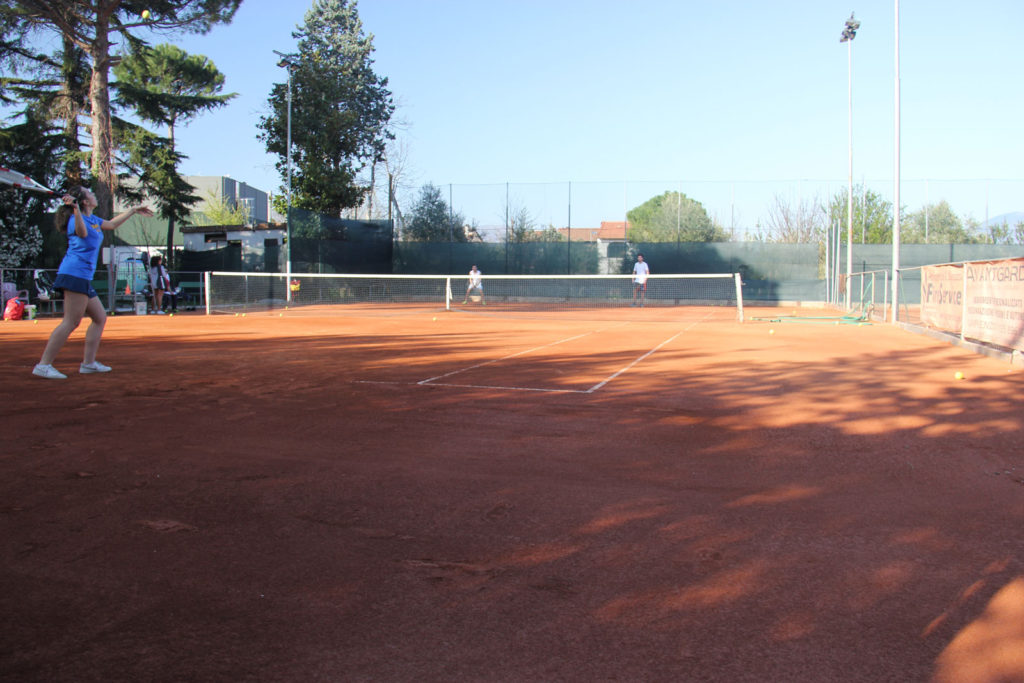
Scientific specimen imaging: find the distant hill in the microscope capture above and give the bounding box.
[984,211,1024,228]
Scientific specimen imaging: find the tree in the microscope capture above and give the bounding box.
[114,42,234,268]
[504,204,563,243]
[0,13,90,266]
[506,205,536,243]
[826,185,894,244]
[259,0,394,217]
[902,200,982,244]
[405,184,465,242]
[626,191,727,242]
[193,189,251,226]
[0,112,61,267]
[984,220,1024,245]
[754,193,826,243]
[1,12,91,182]
[6,0,241,219]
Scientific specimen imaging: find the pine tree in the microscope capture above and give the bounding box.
[114,42,235,268]
[259,0,394,217]
[5,1,240,218]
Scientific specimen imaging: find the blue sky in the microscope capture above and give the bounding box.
[85,1,1024,232]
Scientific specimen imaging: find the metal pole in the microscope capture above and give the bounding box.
[501,185,505,276]
[448,183,453,273]
[567,181,572,275]
[273,50,295,302]
[286,70,292,300]
[840,14,859,310]
[891,0,901,323]
[846,35,853,310]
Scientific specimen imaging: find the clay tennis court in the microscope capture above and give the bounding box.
[2,305,1022,681]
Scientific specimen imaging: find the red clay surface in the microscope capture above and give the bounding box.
[2,305,1023,682]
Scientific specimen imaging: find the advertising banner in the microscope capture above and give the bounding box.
[921,264,963,332]
[962,259,1024,351]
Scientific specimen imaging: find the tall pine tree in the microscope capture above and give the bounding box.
[258,0,394,217]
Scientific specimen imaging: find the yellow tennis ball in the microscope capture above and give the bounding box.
[954,371,964,380]
[768,329,774,335]
[433,316,437,321]
[141,9,151,19]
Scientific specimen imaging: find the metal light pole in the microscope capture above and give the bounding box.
[892,0,901,324]
[273,50,296,300]
[840,13,860,310]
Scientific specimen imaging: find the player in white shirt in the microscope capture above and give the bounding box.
[463,265,485,305]
[632,253,650,306]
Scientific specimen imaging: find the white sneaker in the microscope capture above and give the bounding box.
[80,361,112,374]
[33,364,67,379]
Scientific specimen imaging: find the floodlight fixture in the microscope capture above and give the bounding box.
[841,13,860,42]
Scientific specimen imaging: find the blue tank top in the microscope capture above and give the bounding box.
[57,214,105,280]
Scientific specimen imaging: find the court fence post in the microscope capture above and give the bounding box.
[734,273,744,323]
[204,271,211,315]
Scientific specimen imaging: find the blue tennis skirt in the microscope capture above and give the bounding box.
[53,273,98,298]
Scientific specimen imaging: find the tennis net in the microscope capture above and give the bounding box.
[205,272,744,319]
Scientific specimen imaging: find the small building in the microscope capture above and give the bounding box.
[181,223,286,273]
[186,176,270,224]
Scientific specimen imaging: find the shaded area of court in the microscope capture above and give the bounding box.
[1,309,1022,681]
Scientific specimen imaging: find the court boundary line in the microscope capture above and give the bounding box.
[357,314,713,394]
[416,326,623,386]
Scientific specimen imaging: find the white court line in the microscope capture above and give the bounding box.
[358,314,712,394]
[416,326,623,385]
[584,313,712,393]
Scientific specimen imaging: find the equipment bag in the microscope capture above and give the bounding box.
[3,298,25,320]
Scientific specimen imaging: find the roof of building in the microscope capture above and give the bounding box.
[556,221,629,241]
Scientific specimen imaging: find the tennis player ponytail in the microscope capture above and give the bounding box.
[54,186,87,234]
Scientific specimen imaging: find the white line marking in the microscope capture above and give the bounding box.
[585,313,712,393]
[417,327,621,385]
[355,379,587,393]
[357,315,710,394]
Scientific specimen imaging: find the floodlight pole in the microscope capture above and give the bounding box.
[274,50,295,302]
[840,13,859,311]
[892,0,901,324]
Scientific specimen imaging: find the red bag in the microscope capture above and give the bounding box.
[3,298,25,321]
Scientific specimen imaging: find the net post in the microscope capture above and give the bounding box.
[734,273,744,322]
[445,277,451,310]
[204,271,211,315]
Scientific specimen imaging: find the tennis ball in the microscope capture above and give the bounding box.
[432,316,437,321]
[141,9,151,19]
[954,371,965,380]
[768,329,774,335]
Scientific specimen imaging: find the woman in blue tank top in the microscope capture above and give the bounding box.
[33,186,152,379]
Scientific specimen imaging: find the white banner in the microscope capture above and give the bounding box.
[920,265,963,332]
[962,259,1024,352]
